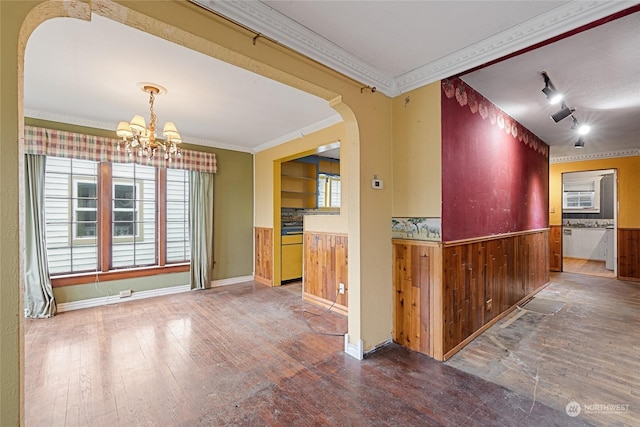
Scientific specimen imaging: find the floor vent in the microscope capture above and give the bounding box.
[518,298,565,315]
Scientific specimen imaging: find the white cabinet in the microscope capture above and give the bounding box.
[563,227,606,260]
[604,228,614,270]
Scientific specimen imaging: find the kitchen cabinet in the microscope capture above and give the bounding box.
[281,160,317,209]
[281,234,303,281]
[319,159,340,175]
[563,227,606,260]
[604,227,614,270]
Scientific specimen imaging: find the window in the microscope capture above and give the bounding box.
[166,169,190,263]
[45,158,98,274]
[111,163,156,268]
[73,179,97,240]
[317,173,341,208]
[563,179,601,213]
[44,157,189,277]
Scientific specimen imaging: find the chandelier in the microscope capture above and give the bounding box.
[116,83,182,161]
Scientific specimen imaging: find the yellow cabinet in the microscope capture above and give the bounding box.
[281,234,303,281]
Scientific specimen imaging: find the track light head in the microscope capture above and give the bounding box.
[551,105,575,123]
[571,116,591,135]
[575,137,585,148]
[541,71,563,104]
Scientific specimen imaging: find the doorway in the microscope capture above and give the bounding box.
[275,142,341,286]
[561,169,616,278]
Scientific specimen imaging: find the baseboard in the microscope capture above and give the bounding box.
[303,292,348,316]
[56,275,259,312]
[57,284,191,313]
[211,275,254,288]
[344,333,364,360]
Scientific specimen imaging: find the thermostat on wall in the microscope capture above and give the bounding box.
[372,177,383,189]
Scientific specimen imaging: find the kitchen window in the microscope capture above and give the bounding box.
[563,179,601,213]
[318,173,341,208]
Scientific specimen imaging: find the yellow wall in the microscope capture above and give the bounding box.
[550,156,640,228]
[392,82,442,217]
[1,1,394,422]
[255,122,347,231]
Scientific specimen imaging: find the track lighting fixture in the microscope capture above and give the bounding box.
[551,103,574,123]
[541,71,563,104]
[540,71,592,148]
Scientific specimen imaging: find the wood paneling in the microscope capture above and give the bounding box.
[549,225,562,272]
[619,228,640,281]
[392,241,442,357]
[254,227,273,286]
[303,232,348,312]
[442,230,549,358]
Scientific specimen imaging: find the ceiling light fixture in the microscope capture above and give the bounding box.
[540,72,591,148]
[116,83,182,161]
[541,71,563,104]
[551,103,574,123]
[571,116,591,135]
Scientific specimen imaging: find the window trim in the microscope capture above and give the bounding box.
[45,160,190,285]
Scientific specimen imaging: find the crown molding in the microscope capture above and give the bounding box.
[192,1,635,97]
[253,114,343,153]
[550,148,640,164]
[191,0,398,96]
[395,1,637,94]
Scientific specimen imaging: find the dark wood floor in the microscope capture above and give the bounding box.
[447,272,640,427]
[25,280,590,426]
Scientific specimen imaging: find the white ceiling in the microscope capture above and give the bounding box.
[25,1,640,159]
[24,14,340,153]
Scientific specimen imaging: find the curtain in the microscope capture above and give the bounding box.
[24,154,57,318]
[189,171,214,290]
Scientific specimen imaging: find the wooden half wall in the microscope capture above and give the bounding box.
[254,227,273,286]
[393,229,550,361]
[303,232,348,315]
[619,228,640,281]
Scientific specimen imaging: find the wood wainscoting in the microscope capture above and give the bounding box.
[254,227,273,286]
[549,225,562,272]
[392,240,443,360]
[392,229,549,362]
[619,228,640,281]
[303,232,348,315]
[442,229,549,358]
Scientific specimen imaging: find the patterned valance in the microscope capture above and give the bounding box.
[24,126,217,173]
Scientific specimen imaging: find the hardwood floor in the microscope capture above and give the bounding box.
[446,272,640,427]
[24,281,587,426]
[563,257,615,279]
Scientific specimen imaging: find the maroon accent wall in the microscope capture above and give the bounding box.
[441,79,549,242]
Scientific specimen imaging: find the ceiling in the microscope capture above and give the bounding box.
[24,1,640,159]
